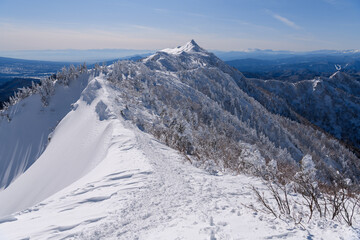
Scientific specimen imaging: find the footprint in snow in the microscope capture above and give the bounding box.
[53,223,80,232]
[78,193,115,204]
[0,216,17,224]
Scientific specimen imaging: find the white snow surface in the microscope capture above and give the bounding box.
[0,72,358,239]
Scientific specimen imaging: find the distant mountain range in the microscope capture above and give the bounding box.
[0,49,153,62]
[2,48,359,62]
[224,50,360,82]
[214,49,360,61]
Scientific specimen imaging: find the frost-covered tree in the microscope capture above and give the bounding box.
[39,78,55,106]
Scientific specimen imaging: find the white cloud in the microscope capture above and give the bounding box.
[272,13,300,29]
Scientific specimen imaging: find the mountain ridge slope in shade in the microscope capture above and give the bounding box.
[240,69,360,153]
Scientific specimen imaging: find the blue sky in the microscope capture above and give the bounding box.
[0,0,359,51]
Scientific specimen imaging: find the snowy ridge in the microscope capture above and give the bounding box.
[0,41,359,239]
[0,74,357,239]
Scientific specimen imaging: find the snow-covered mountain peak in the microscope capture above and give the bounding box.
[160,39,206,55]
[142,39,229,72]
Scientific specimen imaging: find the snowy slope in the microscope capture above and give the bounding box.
[0,76,113,216]
[0,73,90,189]
[0,41,359,239]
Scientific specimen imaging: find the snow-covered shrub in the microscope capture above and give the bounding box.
[56,66,69,85]
[237,143,266,174]
[251,153,360,226]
